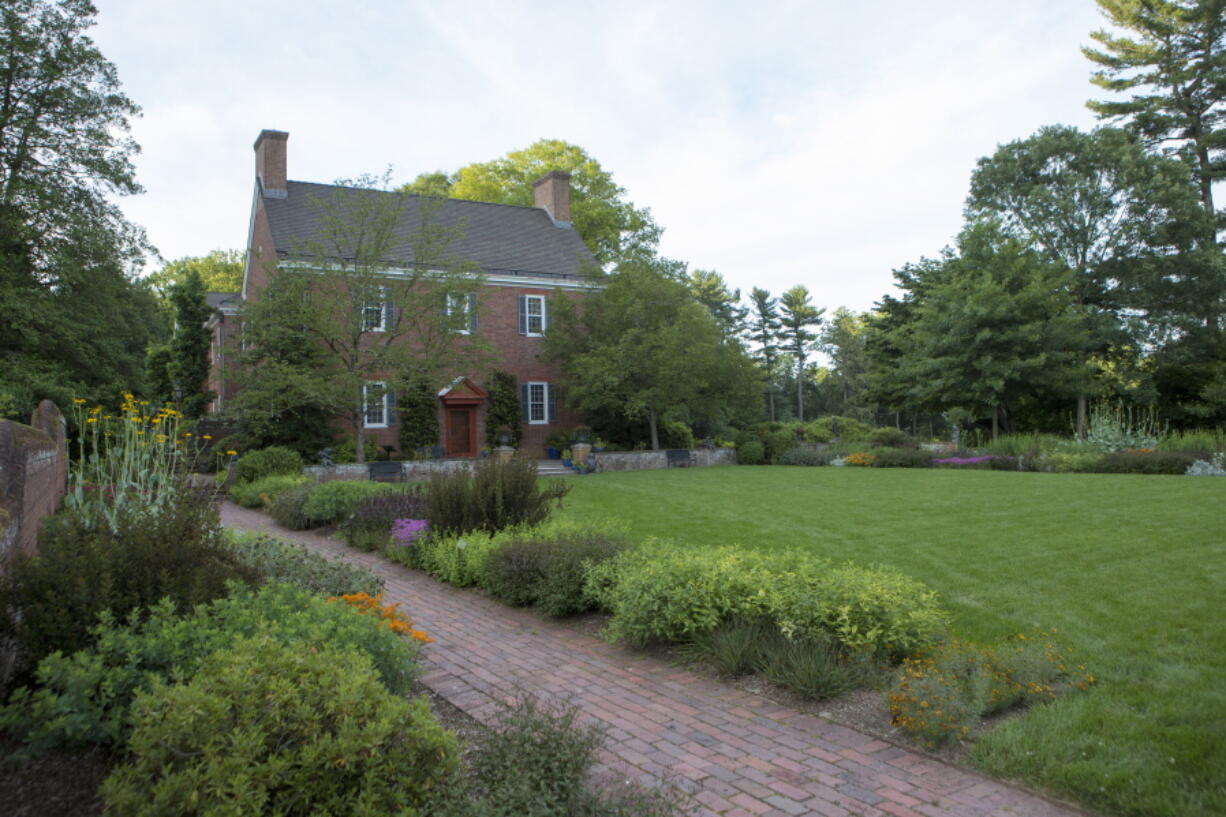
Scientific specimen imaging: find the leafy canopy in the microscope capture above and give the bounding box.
[402,139,659,267]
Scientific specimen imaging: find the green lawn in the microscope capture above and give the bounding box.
[557,466,1226,817]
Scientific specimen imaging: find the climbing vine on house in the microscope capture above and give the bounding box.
[486,370,522,448]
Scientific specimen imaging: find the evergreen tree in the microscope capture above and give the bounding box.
[747,287,782,421]
[777,285,824,422]
[1084,0,1226,227]
[687,269,748,340]
[166,269,214,417]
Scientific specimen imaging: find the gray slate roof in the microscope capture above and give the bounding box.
[264,181,597,279]
[205,292,240,310]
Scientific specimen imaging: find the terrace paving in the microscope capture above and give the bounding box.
[221,502,1089,817]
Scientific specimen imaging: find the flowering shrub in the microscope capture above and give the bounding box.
[327,592,432,643]
[844,451,876,467]
[391,518,430,547]
[931,455,993,466]
[888,632,1094,747]
[340,491,427,551]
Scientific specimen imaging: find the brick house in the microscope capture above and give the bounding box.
[206,129,599,458]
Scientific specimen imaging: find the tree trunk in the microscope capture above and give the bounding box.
[796,364,804,422]
[1076,395,1087,440]
[648,409,660,451]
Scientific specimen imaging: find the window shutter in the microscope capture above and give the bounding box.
[520,384,529,423]
[386,389,397,426]
[518,295,527,335]
[468,292,478,331]
[547,384,557,423]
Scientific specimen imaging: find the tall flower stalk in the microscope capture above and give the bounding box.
[66,394,212,530]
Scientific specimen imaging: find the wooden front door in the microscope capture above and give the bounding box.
[446,409,473,456]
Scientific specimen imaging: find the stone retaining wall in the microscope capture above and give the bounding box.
[304,459,473,482]
[592,448,736,472]
[0,401,68,574]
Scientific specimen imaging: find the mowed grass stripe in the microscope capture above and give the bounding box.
[557,466,1226,817]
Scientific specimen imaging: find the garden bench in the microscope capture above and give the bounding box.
[666,449,693,468]
[367,461,404,482]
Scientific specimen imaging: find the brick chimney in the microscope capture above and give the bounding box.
[533,170,572,225]
[254,129,289,199]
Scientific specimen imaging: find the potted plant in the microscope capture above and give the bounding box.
[544,428,569,459]
[561,448,573,467]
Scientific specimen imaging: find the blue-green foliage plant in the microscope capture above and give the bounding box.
[0,583,420,753]
[226,531,384,596]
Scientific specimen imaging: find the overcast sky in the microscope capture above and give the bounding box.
[93,0,1109,313]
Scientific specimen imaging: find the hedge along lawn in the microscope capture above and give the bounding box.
[557,466,1226,817]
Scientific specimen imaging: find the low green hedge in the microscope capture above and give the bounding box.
[301,481,411,527]
[229,474,310,509]
[235,446,303,484]
[585,541,949,657]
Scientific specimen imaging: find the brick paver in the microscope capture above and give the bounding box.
[222,503,1089,817]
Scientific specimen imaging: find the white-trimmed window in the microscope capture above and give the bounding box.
[518,295,547,337]
[527,382,548,424]
[446,292,478,333]
[361,288,388,332]
[363,381,389,428]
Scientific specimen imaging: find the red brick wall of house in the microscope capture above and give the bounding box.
[358,281,587,458]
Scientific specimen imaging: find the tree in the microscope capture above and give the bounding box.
[546,258,761,450]
[146,250,244,296]
[777,285,824,422]
[1084,0,1226,225]
[239,174,491,463]
[880,223,1094,437]
[164,269,213,417]
[747,287,782,421]
[967,124,1208,433]
[400,140,660,267]
[0,0,165,417]
[687,269,748,340]
[819,307,872,420]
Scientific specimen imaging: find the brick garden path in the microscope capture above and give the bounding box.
[221,502,1088,817]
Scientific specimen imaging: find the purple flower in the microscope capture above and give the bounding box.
[391,518,429,547]
[930,456,992,465]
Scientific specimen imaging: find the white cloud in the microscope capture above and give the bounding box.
[93,0,1104,308]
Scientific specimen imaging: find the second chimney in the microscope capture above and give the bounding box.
[254,129,289,198]
[533,170,572,225]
